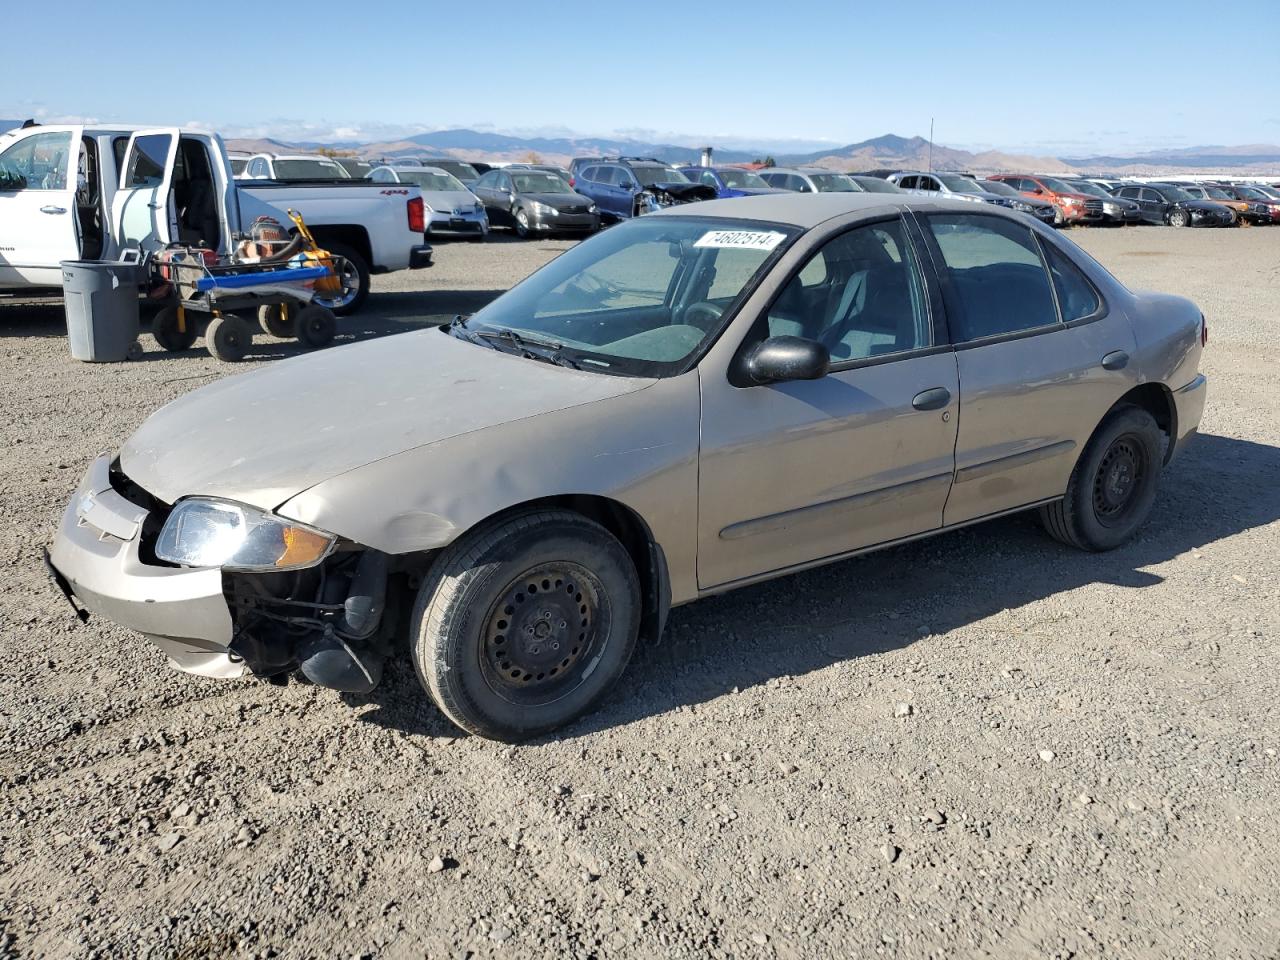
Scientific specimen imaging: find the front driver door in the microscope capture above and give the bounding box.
[697,215,959,589]
[110,128,180,254]
[0,126,83,286]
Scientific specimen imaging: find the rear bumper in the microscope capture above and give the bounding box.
[409,245,434,269]
[45,455,244,678]
[1170,373,1207,462]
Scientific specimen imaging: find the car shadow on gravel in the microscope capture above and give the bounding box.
[347,431,1280,743]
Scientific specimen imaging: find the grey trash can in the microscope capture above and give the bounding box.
[61,260,143,362]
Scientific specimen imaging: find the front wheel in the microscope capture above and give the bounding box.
[205,313,252,362]
[513,208,531,239]
[294,305,337,348]
[411,509,641,741]
[153,305,198,352]
[1039,405,1163,551]
[1168,208,1190,228]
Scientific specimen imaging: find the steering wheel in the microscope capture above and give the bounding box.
[683,301,724,329]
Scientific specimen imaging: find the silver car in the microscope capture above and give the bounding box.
[369,164,489,241]
[47,194,1208,741]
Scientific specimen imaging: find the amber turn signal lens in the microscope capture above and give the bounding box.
[278,525,334,568]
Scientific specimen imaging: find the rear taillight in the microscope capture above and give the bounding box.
[568,177,576,188]
[1201,313,1208,347]
[407,196,425,233]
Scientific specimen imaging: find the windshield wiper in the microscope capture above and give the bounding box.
[474,328,583,370]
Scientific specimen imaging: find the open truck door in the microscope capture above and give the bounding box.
[0,125,84,287]
[111,128,180,255]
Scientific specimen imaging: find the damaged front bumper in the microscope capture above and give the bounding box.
[46,454,244,677]
[46,455,392,691]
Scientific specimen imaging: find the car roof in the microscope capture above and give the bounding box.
[650,193,1011,229]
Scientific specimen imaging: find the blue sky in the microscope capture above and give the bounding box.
[2,0,1276,156]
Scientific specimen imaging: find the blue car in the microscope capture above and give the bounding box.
[677,165,787,199]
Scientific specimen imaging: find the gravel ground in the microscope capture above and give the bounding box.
[1,225,1278,959]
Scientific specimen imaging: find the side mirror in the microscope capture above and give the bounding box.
[1032,188,1044,195]
[746,336,830,385]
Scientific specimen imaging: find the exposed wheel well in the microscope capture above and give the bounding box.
[304,225,372,269]
[1113,382,1176,463]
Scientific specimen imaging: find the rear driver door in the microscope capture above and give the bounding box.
[110,128,180,253]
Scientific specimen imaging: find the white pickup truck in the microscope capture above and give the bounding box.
[0,124,433,313]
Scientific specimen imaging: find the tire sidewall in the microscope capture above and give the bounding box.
[413,515,640,741]
[1067,407,1162,550]
[314,243,369,316]
[206,314,249,362]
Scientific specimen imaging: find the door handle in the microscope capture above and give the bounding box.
[1101,350,1129,371]
[912,387,952,411]
[40,205,67,215]
[147,202,162,209]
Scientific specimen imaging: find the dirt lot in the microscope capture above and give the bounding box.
[1,225,1278,960]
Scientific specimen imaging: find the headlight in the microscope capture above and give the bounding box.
[1103,202,1120,214]
[1013,202,1032,212]
[422,203,434,214]
[529,201,556,216]
[156,498,336,572]
[473,201,485,214]
[587,204,598,214]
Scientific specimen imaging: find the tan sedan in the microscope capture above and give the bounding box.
[47,194,1207,740]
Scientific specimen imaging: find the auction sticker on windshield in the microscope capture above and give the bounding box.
[693,230,787,251]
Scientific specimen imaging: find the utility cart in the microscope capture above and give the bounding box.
[149,211,346,362]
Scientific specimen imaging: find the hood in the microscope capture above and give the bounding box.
[422,190,481,211]
[735,187,789,196]
[120,330,651,510]
[643,182,719,203]
[523,192,595,211]
[1181,200,1231,213]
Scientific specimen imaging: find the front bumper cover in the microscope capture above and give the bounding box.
[45,455,245,678]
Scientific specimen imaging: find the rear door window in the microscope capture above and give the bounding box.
[1041,240,1102,322]
[125,134,173,188]
[925,213,1059,342]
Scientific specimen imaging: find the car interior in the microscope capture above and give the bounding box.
[171,137,221,250]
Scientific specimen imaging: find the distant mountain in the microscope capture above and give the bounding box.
[1064,144,1280,173]
[225,128,1075,174]
[225,126,1279,177]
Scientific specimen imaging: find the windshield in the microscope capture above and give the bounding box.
[230,158,248,175]
[978,180,1018,196]
[401,170,467,192]
[851,176,901,193]
[457,216,797,376]
[338,159,372,178]
[1234,186,1267,200]
[1156,185,1193,202]
[513,172,573,193]
[429,160,479,181]
[809,173,860,192]
[633,166,689,187]
[719,169,770,189]
[1251,185,1280,199]
[1067,180,1109,198]
[272,158,348,180]
[1198,186,1232,199]
[1039,177,1079,195]
[938,175,980,192]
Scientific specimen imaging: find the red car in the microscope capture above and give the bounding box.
[986,174,1105,225]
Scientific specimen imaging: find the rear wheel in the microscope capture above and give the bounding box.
[411,509,641,741]
[153,305,198,352]
[205,313,252,362]
[1039,405,1163,551]
[294,305,337,348]
[311,242,369,316]
[257,302,296,338]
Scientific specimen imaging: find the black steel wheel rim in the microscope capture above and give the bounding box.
[1092,434,1146,527]
[479,562,605,706]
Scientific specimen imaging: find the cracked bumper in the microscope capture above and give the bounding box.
[45,454,245,678]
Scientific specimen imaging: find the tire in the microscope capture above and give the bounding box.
[257,303,296,338]
[153,305,198,352]
[513,208,531,239]
[294,305,337,348]
[205,313,252,362]
[1038,405,1163,551]
[1052,206,1065,227]
[311,242,369,316]
[410,509,641,741]
[1168,208,1189,228]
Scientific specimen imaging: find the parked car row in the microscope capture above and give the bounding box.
[233,148,1280,237]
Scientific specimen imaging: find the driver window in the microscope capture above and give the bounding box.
[765,218,930,362]
[0,131,73,191]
